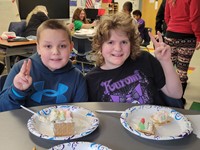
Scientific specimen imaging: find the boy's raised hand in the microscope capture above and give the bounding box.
[148,31,171,62]
[13,59,32,91]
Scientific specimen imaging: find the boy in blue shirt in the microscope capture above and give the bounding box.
[0,19,88,112]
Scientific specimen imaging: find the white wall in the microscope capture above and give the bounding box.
[0,0,20,34]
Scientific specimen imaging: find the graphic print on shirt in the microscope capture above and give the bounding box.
[31,81,68,103]
[100,70,151,104]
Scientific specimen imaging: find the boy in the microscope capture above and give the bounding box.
[132,10,145,41]
[0,19,88,112]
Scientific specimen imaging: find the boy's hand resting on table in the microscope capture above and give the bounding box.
[13,59,32,91]
[149,31,171,62]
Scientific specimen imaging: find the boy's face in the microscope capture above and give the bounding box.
[101,29,131,70]
[37,29,73,71]
[133,15,140,20]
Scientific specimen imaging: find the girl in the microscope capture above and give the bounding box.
[86,12,182,107]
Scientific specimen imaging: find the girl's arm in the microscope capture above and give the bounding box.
[149,31,183,98]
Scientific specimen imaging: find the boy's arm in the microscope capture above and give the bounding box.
[0,62,28,112]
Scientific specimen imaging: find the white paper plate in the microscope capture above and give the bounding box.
[74,29,95,37]
[120,105,193,140]
[49,141,112,150]
[27,105,99,140]
[74,32,87,37]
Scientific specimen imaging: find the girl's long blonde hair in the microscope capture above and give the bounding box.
[26,5,48,26]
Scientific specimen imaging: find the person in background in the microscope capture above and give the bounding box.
[132,10,145,42]
[155,0,167,37]
[22,5,49,37]
[72,7,96,31]
[164,0,200,105]
[122,1,139,36]
[122,1,137,25]
[0,19,88,112]
[85,12,182,107]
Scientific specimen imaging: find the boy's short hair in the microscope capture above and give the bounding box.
[36,19,72,43]
[123,1,133,13]
[93,12,141,66]
[132,10,142,17]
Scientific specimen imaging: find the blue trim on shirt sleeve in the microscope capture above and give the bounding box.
[12,88,25,98]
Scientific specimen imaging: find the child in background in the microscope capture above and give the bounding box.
[132,10,145,42]
[0,19,88,112]
[122,1,139,35]
[122,1,137,25]
[22,5,49,37]
[85,12,182,106]
[72,7,96,31]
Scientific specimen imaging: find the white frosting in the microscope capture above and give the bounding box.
[152,111,170,123]
[38,109,73,123]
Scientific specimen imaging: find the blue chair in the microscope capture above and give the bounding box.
[0,62,5,75]
[140,27,152,51]
[8,21,26,36]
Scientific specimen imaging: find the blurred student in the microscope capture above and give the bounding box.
[122,1,139,35]
[155,0,166,36]
[22,5,49,37]
[133,10,145,42]
[0,19,88,112]
[122,1,137,24]
[164,0,200,105]
[72,7,96,31]
[85,12,183,107]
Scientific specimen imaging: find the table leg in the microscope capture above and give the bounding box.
[5,56,11,73]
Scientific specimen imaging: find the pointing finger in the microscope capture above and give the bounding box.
[148,31,158,47]
[157,31,163,43]
[25,59,32,76]
[20,60,28,75]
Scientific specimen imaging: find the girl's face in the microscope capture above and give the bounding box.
[37,29,73,71]
[101,29,131,70]
[79,10,85,21]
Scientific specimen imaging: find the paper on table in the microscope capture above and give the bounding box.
[185,115,200,139]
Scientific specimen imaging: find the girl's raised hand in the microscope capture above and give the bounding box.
[13,59,32,91]
[148,31,171,62]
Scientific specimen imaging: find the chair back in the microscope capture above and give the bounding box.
[8,21,26,36]
[0,62,5,75]
[141,27,152,47]
[0,74,7,92]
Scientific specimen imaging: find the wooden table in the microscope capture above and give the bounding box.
[0,39,36,73]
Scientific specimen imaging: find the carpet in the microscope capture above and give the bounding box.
[190,102,200,111]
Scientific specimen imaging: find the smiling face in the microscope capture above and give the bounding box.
[79,10,86,21]
[101,29,131,70]
[37,29,73,71]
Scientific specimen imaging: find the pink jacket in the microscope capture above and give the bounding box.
[165,0,200,41]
